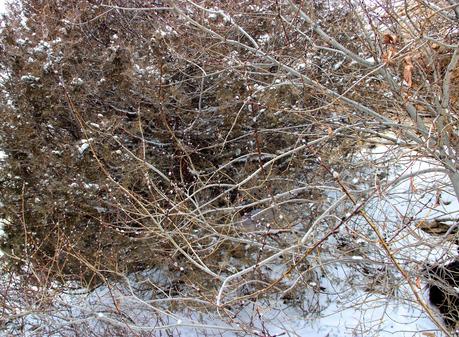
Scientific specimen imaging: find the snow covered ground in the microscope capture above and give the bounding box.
[210,143,458,337]
[2,143,457,336]
[0,0,7,17]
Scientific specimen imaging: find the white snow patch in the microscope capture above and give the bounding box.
[77,143,89,154]
[71,77,84,86]
[20,74,40,83]
[257,33,270,44]
[333,59,344,70]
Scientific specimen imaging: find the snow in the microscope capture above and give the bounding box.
[16,38,27,46]
[0,0,6,15]
[71,77,84,86]
[77,142,89,154]
[2,141,455,336]
[365,56,376,64]
[296,62,306,70]
[221,144,458,337]
[333,59,345,70]
[257,33,270,44]
[0,219,6,257]
[33,40,51,54]
[20,74,40,83]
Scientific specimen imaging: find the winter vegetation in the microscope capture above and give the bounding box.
[0,0,458,336]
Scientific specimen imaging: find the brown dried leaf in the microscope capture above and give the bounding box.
[403,65,413,87]
[421,333,437,337]
[382,47,396,65]
[404,56,413,87]
[404,55,413,66]
[383,33,397,45]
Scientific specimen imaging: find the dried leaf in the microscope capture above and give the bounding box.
[409,176,417,192]
[404,65,413,87]
[383,33,397,45]
[404,56,413,88]
[382,47,396,65]
[404,55,413,66]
